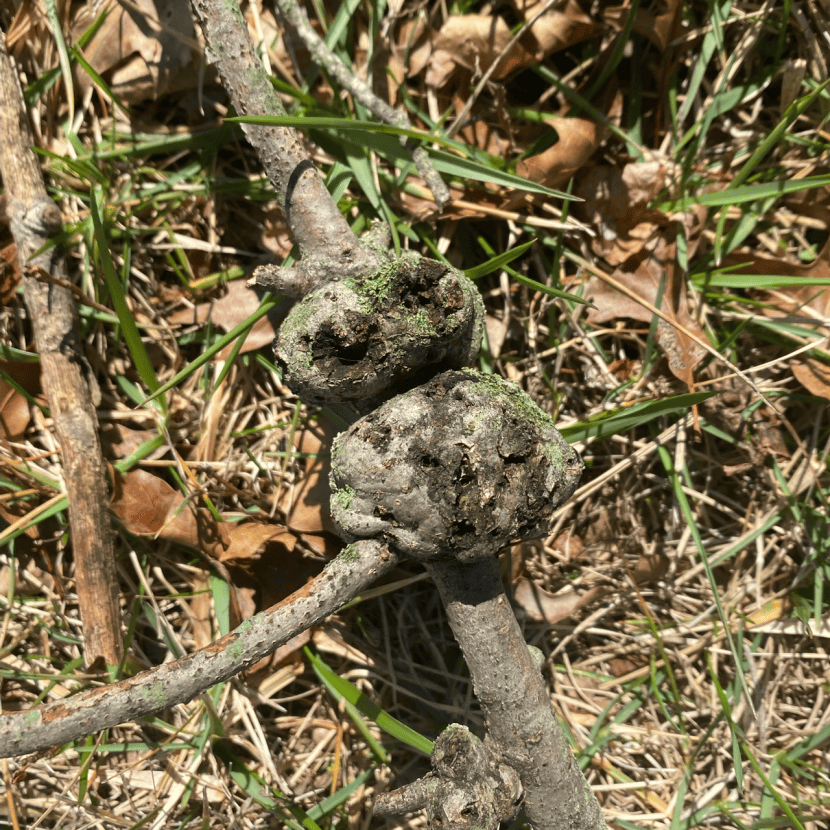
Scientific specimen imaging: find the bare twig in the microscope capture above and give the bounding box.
[421,557,607,830]
[190,0,371,279]
[0,29,122,667]
[275,0,450,209]
[0,541,397,758]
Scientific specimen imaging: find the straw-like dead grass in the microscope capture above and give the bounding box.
[1,0,828,828]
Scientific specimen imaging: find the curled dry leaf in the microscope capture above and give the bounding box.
[516,113,604,190]
[99,422,158,460]
[1,241,20,304]
[585,224,708,390]
[579,161,709,390]
[631,552,670,585]
[515,88,621,191]
[71,0,198,103]
[513,578,604,624]
[521,0,600,55]
[111,469,321,656]
[112,468,230,556]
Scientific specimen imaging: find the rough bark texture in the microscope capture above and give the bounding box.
[276,255,484,411]
[0,31,122,667]
[330,370,584,561]
[0,541,397,758]
[329,371,605,829]
[374,724,522,829]
[190,0,367,270]
[424,557,608,830]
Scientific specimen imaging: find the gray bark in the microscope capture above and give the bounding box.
[190,0,368,272]
[276,258,484,412]
[328,371,605,829]
[330,371,583,561]
[0,542,397,758]
[424,557,607,830]
[375,724,523,829]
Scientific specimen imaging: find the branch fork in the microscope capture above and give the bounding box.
[2,4,607,828]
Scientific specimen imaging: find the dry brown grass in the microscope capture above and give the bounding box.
[1,0,829,829]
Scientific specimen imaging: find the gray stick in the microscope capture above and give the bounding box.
[191,0,367,268]
[422,556,608,830]
[0,542,397,758]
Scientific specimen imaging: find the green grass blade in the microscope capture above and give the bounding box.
[89,187,165,412]
[657,173,830,212]
[43,0,76,124]
[142,293,280,405]
[656,444,756,719]
[70,44,130,116]
[729,79,830,192]
[213,742,324,830]
[559,392,715,444]
[691,269,830,289]
[209,573,231,637]
[743,741,806,830]
[229,115,573,198]
[464,240,535,279]
[306,768,375,820]
[306,648,434,756]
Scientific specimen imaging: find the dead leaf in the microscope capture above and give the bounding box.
[0,360,42,442]
[516,113,604,190]
[111,468,226,554]
[630,552,669,585]
[99,422,158,459]
[411,2,598,88]
[513,578,604,624]
[550,529,584,560]
[278,418,342,558]
[1,241,20,305]
[604,0,684,52]
[71,0,198,103]
[217,524,319,630]
[577,162,670,265]
[791,359,830,400]
[607,357,641,381]
[585,225,708,390]
[411,14,538,87]
[724,242,830,400]
[521,0,600,56]
[111,469,320,647]
[515,88,621,191]
[168,280,292,358]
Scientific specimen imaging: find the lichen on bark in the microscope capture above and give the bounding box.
[275,253,485,412]
[329,370,584,562]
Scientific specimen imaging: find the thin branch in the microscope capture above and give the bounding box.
[0,29,122,667]
[190,0,367,270]
[275,0,450,209]
[422,557,608,830]
[0,541,397,758]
